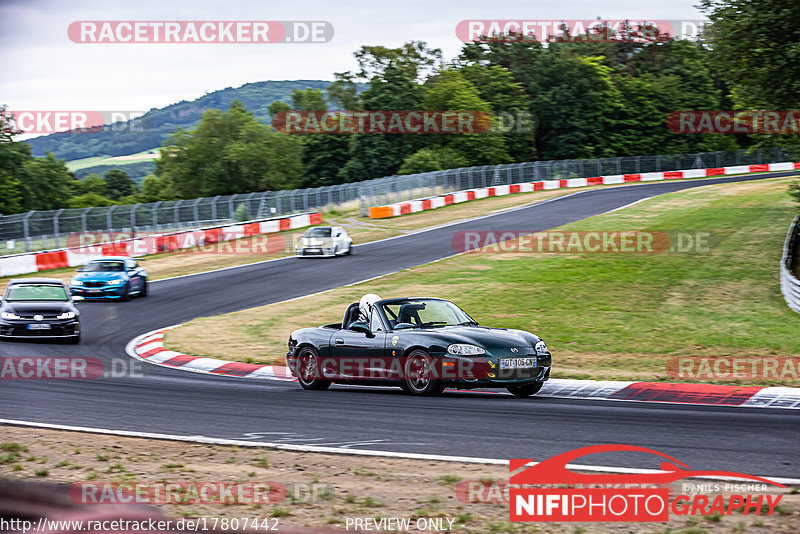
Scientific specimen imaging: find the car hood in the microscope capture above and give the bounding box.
[300,237,331,246]
[398,325,542,350]
[73,271,126,281]
[3,301,74,314]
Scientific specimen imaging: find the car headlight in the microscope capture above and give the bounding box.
[447,343,486,356]
[57,311,75,320]
[106,279,125,286]
[1,311,21,320]
[535,340,549,355]
[70,278,83,286]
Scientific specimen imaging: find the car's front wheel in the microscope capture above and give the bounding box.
[295,347,331,390]
[141,280,148,297]
[403,350,445,396]
[120,284,130,302]
[507,382,544,398]
[67,332,81,344]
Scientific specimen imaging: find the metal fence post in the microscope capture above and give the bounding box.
[130,204,139,233]
[174,200,182,227]
[211,195,220,222]
[21,212,33,252]
[193,198,201,225]
[152,201,162,229]
[106,205,117,232]
[81,208,90,234]
[53,208,64,248]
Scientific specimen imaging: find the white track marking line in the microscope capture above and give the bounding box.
[1,418,797,484]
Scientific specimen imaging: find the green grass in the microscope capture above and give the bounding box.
[65,149,160,172]
[165,177,800,384]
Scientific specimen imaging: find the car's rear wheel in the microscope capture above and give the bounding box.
[296,347,331,390]
[507,382,543,398]
[403,350,445,396]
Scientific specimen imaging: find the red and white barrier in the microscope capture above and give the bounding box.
[130,328,800,408]
[369,162,800,218]
[0,212,323,277]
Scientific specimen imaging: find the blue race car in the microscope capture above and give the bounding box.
[69,257,148,301]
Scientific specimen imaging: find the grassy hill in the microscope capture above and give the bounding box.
[25,80,352,162]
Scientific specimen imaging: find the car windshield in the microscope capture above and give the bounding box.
[381,299,476,329]
[304,228,332,237]
[6,284,69,302]
[83,261,125,272]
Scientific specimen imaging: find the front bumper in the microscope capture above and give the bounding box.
[295,247,336,257]
[70,284,126,298]
[0,319,80,338]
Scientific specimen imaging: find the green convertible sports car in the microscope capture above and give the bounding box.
[286,295,551,397]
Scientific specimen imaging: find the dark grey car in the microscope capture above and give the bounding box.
[0,278,82,343]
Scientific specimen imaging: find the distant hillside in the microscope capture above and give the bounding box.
[25,80,349,161]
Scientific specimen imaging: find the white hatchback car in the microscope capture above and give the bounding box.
[295,226,353,257]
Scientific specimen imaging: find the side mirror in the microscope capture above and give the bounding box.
[349,321,372,335]
[76,267,84,272]
[72,296,84,302]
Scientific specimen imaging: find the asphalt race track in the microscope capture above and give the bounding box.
[2,172,798,478]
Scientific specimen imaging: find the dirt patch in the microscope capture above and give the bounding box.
[1,426,797,533]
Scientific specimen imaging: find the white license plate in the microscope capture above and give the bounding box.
[87,289,102,293]
[499,357,536,369]
[27,324,51,330]
[306,248,320,252]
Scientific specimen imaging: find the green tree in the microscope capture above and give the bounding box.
[140,174,178,202]
[398,147,469,175]
[327,72,361,110]
[462,64,536,161]
[291,88,327,111]
[701,0,800,152]
[69,192,115,209]
[20,152,76,211]
[156,100,304,196]
[77,174,109,196]
[424,68,510,165]
[338,63,426,182]
[0,106,23,213]
[104,169,138,200]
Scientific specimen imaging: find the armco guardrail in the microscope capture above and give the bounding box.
[369,162,800,218]
[780,215,800,314]
[0,212,321,277]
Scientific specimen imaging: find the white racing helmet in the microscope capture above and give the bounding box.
[359,293,381,321]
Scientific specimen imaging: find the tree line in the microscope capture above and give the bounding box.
[2,0,798,215]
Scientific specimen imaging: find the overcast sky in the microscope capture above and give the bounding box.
[1,0,706,119]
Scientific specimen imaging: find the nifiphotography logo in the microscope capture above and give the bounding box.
[508,444,785,522]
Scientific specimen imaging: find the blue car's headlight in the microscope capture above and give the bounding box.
[70,278,83,286]
[535,340,549,355]
[106,279,125,286]
[447,343,486,356]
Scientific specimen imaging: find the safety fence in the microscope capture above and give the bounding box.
[0,212,320,277]
[369,162,800,218]
[1,146,796,253]
[780,215,800,314]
